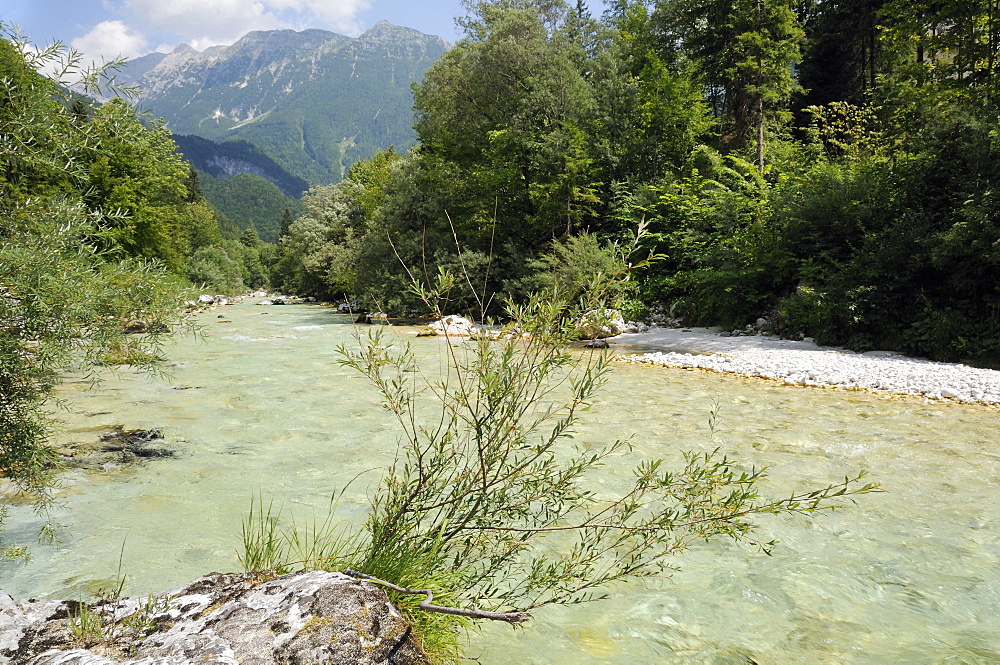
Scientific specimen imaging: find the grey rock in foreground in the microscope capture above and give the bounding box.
[1,571,428,665]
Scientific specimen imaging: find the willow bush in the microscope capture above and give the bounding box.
[241,243,879,661]
[0,27,191,558]
[0,201,190,558]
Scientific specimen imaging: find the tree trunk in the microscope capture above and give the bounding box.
[756,0,765,173]
[757,95,765,173]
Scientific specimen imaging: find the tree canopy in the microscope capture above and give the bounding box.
[272,0,1000,367]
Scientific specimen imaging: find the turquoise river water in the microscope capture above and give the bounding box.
[2,301,998,663]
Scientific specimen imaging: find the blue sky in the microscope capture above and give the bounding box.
[2,0,466,65]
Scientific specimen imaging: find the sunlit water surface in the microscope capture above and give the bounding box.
[3,302,998,663]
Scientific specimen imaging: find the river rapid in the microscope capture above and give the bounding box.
[3,301,998,663]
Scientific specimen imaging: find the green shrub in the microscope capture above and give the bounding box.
[240,260,879,662]
[185,245,244,294]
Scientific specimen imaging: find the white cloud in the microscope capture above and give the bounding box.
[113,0,371,52]
[71,20,148,64]
[266,0,372,31]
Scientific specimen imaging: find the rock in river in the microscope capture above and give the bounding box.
[55,427,177,470]
[0,570,429,665]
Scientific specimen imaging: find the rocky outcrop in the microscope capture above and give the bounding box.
[1,571,428,665]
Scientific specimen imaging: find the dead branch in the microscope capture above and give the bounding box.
[344,570,531,624]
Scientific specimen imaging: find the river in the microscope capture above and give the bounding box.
[3,300,998,663]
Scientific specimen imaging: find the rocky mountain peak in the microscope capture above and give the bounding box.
[118,23,447,187]
[360,20,448,48]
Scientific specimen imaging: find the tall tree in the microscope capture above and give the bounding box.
[654,0,804,170]
[82,99,193,268]
[415,0,603,242]
[599,1,711,182]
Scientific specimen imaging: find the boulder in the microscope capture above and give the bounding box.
[620,321,649,334]
[123,321,147,334]
[576,309,625,340]
[428,315,476,337]
[1,571,428,665]
[196,295,233,307]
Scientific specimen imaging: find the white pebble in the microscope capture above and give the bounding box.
[621,346,1000,405]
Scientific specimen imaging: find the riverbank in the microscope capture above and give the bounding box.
[609,327,1000,406]
[6,301,999,663]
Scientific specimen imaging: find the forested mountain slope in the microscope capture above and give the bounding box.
[171,134,305,241]
[119,22,448,186]
[172,135,308,198]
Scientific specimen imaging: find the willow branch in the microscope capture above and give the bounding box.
[345,570,531,624]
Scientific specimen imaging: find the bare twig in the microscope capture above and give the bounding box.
[345,570,531,624]
[444,210,484,315]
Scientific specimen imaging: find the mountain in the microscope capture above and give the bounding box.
[121,22,447,187]
[199,172,304,243]
[172,134,309,197]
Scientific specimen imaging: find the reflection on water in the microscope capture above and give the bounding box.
[4,302,999,663]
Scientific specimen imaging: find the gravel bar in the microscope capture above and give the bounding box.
[610,329,1000,405]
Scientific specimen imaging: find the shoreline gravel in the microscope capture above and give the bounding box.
[608,328,1000,406]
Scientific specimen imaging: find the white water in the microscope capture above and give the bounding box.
[3,301,999,663]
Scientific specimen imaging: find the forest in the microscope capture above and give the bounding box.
[271,0,1000,368]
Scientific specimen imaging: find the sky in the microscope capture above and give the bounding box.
[1,0,467,66]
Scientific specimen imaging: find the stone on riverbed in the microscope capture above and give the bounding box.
[576,309,625,340]
[55,427,177,470]
[1,570,428,665]
[428,315,476,336]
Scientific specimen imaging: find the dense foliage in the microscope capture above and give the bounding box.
[0,27,258,554]
[271,0,1000,366]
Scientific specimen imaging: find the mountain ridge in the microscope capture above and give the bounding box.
[171,134,308,197]
[121,22,447,186]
